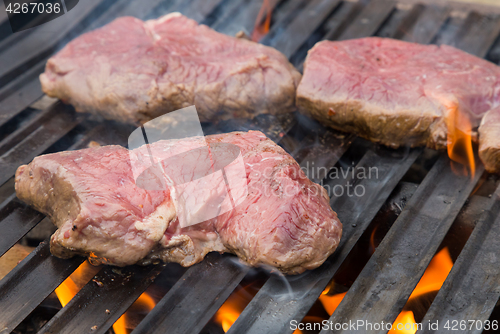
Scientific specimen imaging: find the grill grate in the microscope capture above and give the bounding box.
[327,156,484,333]
[227,146,422,334]
[420,185,500,332]
[38,264,171,334]
[1,0,500,334]
[132,255,249,334]
[0,241,85,331]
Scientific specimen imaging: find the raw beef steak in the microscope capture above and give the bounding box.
[40,13,301,125]
[15,131,341,274]
[297,37,500,172]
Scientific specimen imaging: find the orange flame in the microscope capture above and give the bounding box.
[213,248,452,333]
[251,0,272,42]
[319,291,347,316]
[55,261,100,307]
[214,283,264,332]
[54,261,156,334]
[391,311,419,333]
[214,286,252,332]
[446,105,476,177]
[369,226,378,254]
[54,273,79,308]
[113,293,156,334]
[215,300,243,332]
[318,248,453,334]
[408,247,453,300]
[391,247,454,334]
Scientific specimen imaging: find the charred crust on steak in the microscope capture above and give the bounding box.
[297,96,447,150]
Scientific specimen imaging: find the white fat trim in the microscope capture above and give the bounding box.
[155,12,182,24]
[163,232,226,254]
[145,12,183,42]
[135,201,176,241]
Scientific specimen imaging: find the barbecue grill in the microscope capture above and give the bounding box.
[1,0,500,333]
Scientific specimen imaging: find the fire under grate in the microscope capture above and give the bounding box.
[1,0,500,333]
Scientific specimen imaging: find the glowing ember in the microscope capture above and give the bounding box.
[113,292,156,334]
[251,0,273,42]
[446,105,476,177]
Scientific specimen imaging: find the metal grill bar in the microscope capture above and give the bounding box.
[143,0,185,20]
[339,0,395,40]
[0,103,80,186]
[263,0,306,38]
[297,131,354,183]
[132,254,249,334]
[0,0,110,89]
[322,0,364,42]
[324,157,484,334]
[227,147,421,334]
[0,63,44,129]
[127,18,360,326]
[281,115,356,183]
[0,23,11,47]
[0,102,67,156]
[0,0,195,188]
[212,0,256,33]
[400,4,450,43]
[0,198,44,257]
[0,0,180,137]
[456,12,500,57]
[418,186,500,333]
[291,0,364,71]
[264,0,341,58]
[389,4,425,40]
[226,2,423,331]
[38,264,170,334]
[1,1,500,334]
[218,0,281,36]
[0,178,15,205]
[65,123,133,152]
[181,0,225,23]
[434,11,475,47]
[118,0,169,21]
[0,2,271,333]
[0,241,84,332]
[0,2,6,23]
